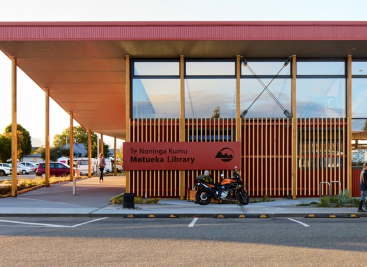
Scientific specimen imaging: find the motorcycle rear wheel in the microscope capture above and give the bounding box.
[196,190,211,205]
[237,189,249,205]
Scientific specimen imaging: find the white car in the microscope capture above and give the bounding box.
[19,162,37,173]
[16,164,30,175]
[0,163,11,176]
[74,158,97,175]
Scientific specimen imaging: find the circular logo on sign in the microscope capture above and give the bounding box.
[215,147,234,162]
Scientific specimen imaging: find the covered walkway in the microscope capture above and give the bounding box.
[0,176,125,214]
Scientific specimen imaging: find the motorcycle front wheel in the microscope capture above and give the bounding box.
[196,190,211,205]
[237,189,249,205]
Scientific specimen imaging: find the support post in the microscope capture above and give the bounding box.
[236,55,241,142]
[11,57,17,197]
[291,55,297,199]
[346,55,352,195]
[87,129,92,178]
[114,137,117,176]
[96,134,99,158]
[125,55,131,193]
[179,55,186,199]
[100,134,104,156]
[45,88,50,186]
[69,112,74,185]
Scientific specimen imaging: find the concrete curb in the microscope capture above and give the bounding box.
[0,213,366,218]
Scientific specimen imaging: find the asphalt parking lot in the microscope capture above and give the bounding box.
[0,216,366,266]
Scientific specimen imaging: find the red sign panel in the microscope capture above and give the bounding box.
[123,142,241,170]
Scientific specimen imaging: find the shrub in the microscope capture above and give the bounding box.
[318,190,359,207]
[319,196,330,207]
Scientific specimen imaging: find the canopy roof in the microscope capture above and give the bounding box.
[1,21,367,139]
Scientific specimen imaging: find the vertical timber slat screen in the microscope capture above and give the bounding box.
[242,118,292,197]
[129,118,348,198]
[297,118,347,197]
[130,118,180,197]
[185,118,235,196]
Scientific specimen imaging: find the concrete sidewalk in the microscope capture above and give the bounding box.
[0,176,126,215]
[0,177,365,217]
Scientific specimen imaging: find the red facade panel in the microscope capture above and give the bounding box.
[1,21,367,41]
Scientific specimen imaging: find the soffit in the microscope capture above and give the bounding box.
[1,39,367,140]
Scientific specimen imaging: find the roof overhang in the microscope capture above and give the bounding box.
[1,21,367,139]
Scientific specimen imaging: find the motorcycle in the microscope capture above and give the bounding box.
[195,172,249,205]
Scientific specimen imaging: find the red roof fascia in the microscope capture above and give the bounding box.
[1,21,367,41]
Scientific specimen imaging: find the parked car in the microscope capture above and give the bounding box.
[0,163,11,176]
[16,164,30,175]
[36,162,71,177]
[73,158,97,175]
[20,162,38,172]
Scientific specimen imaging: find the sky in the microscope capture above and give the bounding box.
[0,0,366,149]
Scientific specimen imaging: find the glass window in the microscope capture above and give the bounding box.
[297,78,345,118]
[240,78,291,118]
[352,79,367,118]
[188,128,233,141]
[186,61,234,76]
[185,79,235,118]
[352,61,367,75]
[133,62,179,76]
[352,119,367,131]
[241,61,290,76]
[297,61,345,75]
[133,79,180,118]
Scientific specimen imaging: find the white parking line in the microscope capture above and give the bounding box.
[0,217,108,228]
[287,218,310,228]
[71,217,108,228]
[188,217,199,228]
[0,219,66,228]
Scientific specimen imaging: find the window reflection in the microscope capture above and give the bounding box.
[134,62,179,76]
[240,78,291,118]
[241,61,290,76]
[352,119,367,131]
[186,61,235,76]
[352,79,367,118]
[297,78,345,117]
[185,79,235,118]
[298,61,345,75]
[352,61,367,75]
[132,79,180,118]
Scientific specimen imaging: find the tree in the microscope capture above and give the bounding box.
[211,106,220,119]
[4,124,32,159]
[40,146,68,161]
[0,134,11,162]
[53,126,109,157]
